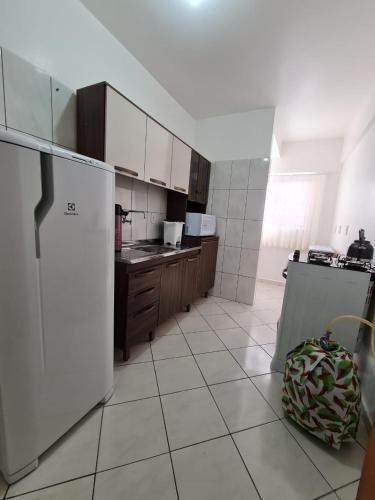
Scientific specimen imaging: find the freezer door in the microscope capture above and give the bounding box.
[35,155,114,453]
[0,141,44,479]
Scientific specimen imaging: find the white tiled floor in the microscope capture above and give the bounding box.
[2,281,369,500]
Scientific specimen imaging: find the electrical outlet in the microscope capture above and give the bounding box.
[151,213,158,224]
[345,225,349,236]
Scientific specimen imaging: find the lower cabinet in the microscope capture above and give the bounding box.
[182,235,219,297]
[159,260,184,324]
[181,254,201,310]
[114,249,201,360]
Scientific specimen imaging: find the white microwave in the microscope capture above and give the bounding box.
[185,213,216,236]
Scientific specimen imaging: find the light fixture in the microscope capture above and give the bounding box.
[188,0,202,6]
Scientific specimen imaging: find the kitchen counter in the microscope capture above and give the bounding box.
[115,240,202,272]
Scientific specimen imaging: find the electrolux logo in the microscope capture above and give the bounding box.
[64,202,79,216]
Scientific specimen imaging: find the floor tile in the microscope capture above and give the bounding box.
[244,324,276,344]
[195,351,247,384]
[161,387,227,450]
[9,476,94,500]
[253,308,281,324]
[215,327,257,349]
[283,419,366,489]
[155,317,181,336]
[97,398,168,471]
[108,362,158,405]
[212,296,230,304]
[229,311,264,328]
[176,315,211,333]
[218,301,249,314]
[210,379,277,432]
[316,493,338,500]
[336,481,359,500]
[231,346,272,376]
[7,410,102,497]
[204,314,239,330]
[251,372,285,417]
[154,356,205,394]
[172,436,259,500]
[184,332,225,354]
[194,296,217,306]
[94,454,177,500]
[115,342,152,365]
[151,335,190,360]
[233,421,331,500]
[261,343,276,357]
[0,475,6,500]
[175,306,200,321]
[195,302,224,315]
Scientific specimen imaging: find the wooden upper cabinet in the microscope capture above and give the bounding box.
[144,118,173,188]
[105,86,146,180]
[170,137,191,194]
[188,150,211,205]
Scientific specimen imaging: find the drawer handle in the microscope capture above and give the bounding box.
[135,269,155,277]
[115,166,139,177]
[134,304,156,317]
[187,257,198,262]
[150,177,166,187]
[167,262,179,268]
[174,186,186,193]
[135,287,155,298]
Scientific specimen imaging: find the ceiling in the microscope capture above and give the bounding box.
[81,0,375,142]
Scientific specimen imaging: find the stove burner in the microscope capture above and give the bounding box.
[308,251,333,266]
[337,255,373,272]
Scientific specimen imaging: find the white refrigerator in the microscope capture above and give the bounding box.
[0,131,114,483]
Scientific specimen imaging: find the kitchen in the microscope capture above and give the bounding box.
[0,1,375,500]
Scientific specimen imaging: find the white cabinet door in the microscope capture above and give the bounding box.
[105,86,146,180]
[2,49,52,141]
[0,49,5,127]
[51,79,77,150]
[144,118,173,189]
[170,137,191,194]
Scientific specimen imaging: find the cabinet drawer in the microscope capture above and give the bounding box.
[128,285,160,313]
[128,266,161,294]
[127,302,159,340]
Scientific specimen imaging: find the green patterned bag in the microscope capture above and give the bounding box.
[282,338,361,449]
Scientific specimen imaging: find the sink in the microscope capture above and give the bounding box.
[133,244,176,254]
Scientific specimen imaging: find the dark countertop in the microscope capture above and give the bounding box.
[115,240,202,270]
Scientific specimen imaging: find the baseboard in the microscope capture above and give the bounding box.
[257,278,285,286]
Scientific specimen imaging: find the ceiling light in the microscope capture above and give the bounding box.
[188,0,202,7]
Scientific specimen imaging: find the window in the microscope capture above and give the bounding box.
[261,174,325,250]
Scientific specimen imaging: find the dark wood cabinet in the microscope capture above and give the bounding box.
[159,260,184,324]
[188,150,211,205]
[181,254,201,310]
[182,235,219,297]
[115,248,201,360]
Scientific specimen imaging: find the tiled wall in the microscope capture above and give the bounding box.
[115,175,167,241]
[207,159,270,304]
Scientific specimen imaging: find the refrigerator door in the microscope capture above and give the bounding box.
[0,141,45,480]
[34,154,114,455]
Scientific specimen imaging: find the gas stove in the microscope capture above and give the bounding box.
[337,255,373,272]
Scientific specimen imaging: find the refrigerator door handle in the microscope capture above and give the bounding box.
[34,153,54,258]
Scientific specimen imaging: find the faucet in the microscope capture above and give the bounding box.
[121,209,146,224]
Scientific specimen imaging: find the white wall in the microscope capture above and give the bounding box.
[195,108,275,161]
[332,109,375,425]
[0,0,196,146]
[258,138,343,283]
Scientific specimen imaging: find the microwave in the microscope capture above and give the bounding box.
[185,213,216,236]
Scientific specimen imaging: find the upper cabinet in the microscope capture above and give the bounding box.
[144,118,173,188]
[170,137,191,194]
[51,79,77,150]
[2,49,52,141]
[188,151,211,205]
[105,86,146,180]
[0,49,5,127]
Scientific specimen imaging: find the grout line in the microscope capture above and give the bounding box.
[180,328,263,500]
[150,335,180,500]
[91,406,105,499]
